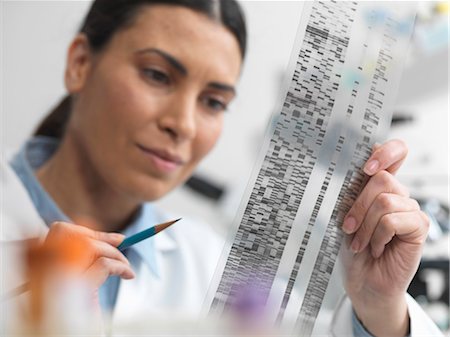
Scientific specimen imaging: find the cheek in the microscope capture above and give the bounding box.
[99,74,146,127]
[73,67,157,179]
[191,117,223,163]
[83,70,154,146]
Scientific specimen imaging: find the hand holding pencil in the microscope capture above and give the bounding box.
[3,218,179,332]
[4,218,180,303]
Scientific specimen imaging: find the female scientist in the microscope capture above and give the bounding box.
[1,0,443,336]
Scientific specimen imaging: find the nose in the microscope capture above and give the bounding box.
[157,91,197,142]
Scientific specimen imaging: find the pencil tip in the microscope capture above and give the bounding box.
[155,218,181,234]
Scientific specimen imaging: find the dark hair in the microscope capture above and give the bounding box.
[34,0,247,139]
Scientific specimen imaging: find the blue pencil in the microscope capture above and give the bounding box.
[117,218,181,251]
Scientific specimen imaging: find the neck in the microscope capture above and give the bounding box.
[35,134,139,233]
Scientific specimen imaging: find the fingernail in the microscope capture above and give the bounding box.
[372,246,383,259]
[343,216,356,234]
[125,271,135,280]
[364,160,379,175]
[351,238,360,253]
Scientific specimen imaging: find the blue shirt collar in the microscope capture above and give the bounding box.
[9,136,175,277]
[121,204,160,277]
[10,136,70,225]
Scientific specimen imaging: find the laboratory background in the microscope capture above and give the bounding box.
[1,0,449,333]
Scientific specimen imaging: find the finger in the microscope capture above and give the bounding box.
[364,139,408,176]
[350,194,420,253]
[343,171,409,234]
[370,211,430,258]
[90,240,130,266]
[85,257,135,289]
[372,143,382,151]
[48,221,125,246]
[73,217,125,247]
[90,229,124,247]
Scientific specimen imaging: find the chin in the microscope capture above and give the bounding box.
[127,176,180,203]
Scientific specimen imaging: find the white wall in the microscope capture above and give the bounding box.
[2,1,92,148]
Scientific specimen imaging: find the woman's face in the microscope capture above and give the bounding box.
[66,5,242,201]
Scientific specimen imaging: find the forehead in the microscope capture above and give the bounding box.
[104,5,242,81]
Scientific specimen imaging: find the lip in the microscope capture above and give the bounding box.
[136,143,185,173]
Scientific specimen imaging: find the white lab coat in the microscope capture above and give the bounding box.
[0,159,443,336]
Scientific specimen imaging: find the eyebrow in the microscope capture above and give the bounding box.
[136,47,236,95]
[208,82,236,95]
[136,48,187,75]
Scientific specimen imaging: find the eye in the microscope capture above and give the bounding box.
[202,96,228,113]
[142,68,171,85]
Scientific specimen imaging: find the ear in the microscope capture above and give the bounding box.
[64,34,92,94]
